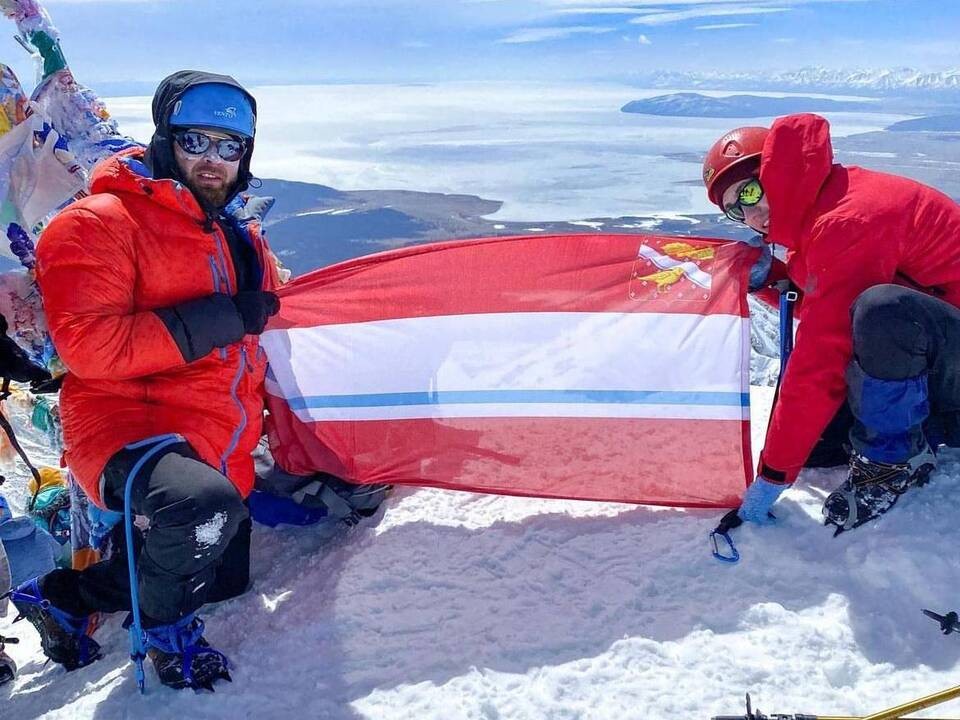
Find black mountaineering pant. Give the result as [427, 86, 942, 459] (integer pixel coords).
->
[40, 441, 248, 626]
[847, 284, 960, 455]
[804, 284, 960, 466]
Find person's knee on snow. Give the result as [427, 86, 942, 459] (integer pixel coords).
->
[130, 451, 246, 624]
[143, 453, 245, 569]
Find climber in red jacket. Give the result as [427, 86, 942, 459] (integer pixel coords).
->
[704, 113, 960, 535]
[8, 70, 282, 690]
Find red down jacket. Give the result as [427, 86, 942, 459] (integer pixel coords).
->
[36, 147, 282, 506]
[758, 113, 960, 484]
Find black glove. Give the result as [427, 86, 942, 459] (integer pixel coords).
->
[156, 291, 280, 364]
[0, 333, 52, 384]
[232, 291, 280, 335]
[30, 375, 63, 394]
[155, 293, 246, 363]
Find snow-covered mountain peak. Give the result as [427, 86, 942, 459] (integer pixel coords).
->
[636, 67, 960, 96]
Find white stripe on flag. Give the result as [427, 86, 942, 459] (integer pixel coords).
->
[262, 312, 748, 421]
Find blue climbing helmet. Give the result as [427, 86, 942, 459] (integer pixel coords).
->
[168, 83, 256, 138]
[147, 71, 258, 195]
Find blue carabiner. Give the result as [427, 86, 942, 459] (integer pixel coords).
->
[710, 529, 740, 563]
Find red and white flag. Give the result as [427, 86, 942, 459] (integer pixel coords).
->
[263, 234, 756, 508]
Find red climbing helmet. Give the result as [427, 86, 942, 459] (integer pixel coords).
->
[702, 126, 769, 207]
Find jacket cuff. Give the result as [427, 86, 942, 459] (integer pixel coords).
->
[154, 293, 245, 363]
[757, 457, 799, 485]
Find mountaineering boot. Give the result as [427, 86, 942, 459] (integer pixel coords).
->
[5, 577, 101, 670]
[143, 613, 231, 691]
[0, 636, 16, 686]
[823, 445, 936, 535]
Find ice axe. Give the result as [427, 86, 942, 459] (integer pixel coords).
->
[711, 690, 960, 720]
[712, 611, 960, 718]
[924, 608, 960, 636]
[710, 281, 795, 563]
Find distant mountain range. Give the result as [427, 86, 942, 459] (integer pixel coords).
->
[886, 114, 960, 132]
[630, 67, 960, 97]
[622, 93, 873, 118]
[255, 178, 749, 276]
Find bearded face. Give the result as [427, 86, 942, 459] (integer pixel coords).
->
[172, 128, 243, 210]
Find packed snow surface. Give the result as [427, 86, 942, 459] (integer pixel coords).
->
[2, 382, 959, 719]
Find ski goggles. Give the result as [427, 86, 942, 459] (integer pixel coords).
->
[723, 178, 764, 222]
[173, 130, 247, 162]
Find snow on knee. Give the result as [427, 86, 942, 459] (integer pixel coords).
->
[194, 511, 228, 549]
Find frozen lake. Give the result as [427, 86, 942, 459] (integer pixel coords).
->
[105, 82, 913, 222]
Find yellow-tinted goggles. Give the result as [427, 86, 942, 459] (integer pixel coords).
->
[723, 178, 764, 222]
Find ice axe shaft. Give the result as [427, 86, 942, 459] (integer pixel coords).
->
[860, 683, 960, 720]
[778, 284, 797, 375]
[712, 689, 960, 720]
[714, 716, 954, 720]
[713, 712, 957, 719]
[710, 284, 796, 564]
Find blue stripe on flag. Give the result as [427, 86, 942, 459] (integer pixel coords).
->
[287, 390, 749, 410]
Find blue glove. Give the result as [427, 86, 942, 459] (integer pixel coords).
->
[737, 476, 787, 524]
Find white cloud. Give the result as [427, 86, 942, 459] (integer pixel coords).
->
[554, 6, 662, 14]
[46, 0, 162, 3]
[695, 22, 757, 30]
[535, 0, 875, 21]
[637, 34, 652, 44]
[540, 0, 867, 5]
[497, 25, 618, 43]
[630, 6, 789, 25]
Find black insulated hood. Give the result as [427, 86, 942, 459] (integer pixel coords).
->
[144, 70, 258, 208]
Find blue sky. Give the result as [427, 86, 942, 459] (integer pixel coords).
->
[3, 0, 956, 89]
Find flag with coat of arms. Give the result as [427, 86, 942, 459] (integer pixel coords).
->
[262, 233, 757, 509]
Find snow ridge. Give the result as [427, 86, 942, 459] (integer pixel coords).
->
[635, 67, 960, 96]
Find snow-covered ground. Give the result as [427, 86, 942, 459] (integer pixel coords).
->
[2, 373, 960, 718]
